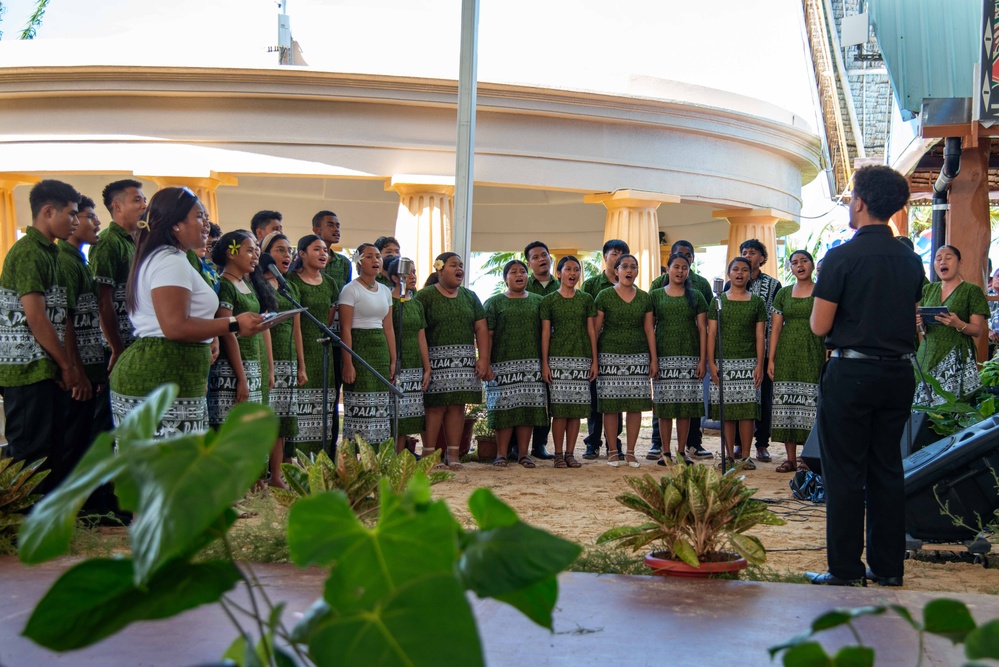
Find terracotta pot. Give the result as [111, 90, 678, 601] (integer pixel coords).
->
[644, 551, 748, 579]
[436, 417, 475, 455]
[475, 436, 498, 461]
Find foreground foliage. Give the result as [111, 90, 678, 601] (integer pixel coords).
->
[770, 599, 999, 666]
[18, 384, 581, 666]
[596, 464, 784, 567]
[271, 437, 452, 520]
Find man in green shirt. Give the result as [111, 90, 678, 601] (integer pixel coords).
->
[57, 195, 110, 486]
[90, 179, 146, 372]
[0, 180, 86, 486]
[374, 235, 400, 289]
[647, 240, 715, 460]
[251, 210, 283, 245]
[313, 210, 352, 288]
[519, 240, 559, 460]
[581, 239, 629, 460]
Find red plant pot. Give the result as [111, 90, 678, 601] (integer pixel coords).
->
[644, 551, 749, 579]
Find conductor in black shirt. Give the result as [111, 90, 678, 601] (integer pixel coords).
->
[807, 165, 924, 587]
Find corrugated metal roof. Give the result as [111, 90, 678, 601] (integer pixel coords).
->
[869, 0, 980, 119]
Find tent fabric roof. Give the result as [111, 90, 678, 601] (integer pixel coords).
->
[869, 0, 980, 119]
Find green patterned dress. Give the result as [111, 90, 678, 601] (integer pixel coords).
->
[394, 296, 427, 434]
[915, 280, 990, 405]
[595, 288, 653, 413]
[484, 293, 548, 429]
[208, 279, 266, 426]
[414, 285, 484, 407]
[707, 294, 766, 421]
[651, 288, 707, 419]
[286, 271, 339, 452]
[268, 281, 300, 441]
[540, 290, 595, 419]
[770, 286, 825, 443]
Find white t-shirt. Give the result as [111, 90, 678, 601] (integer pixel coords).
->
[130, 246, 220, 343]
[338, 280, 392, 329]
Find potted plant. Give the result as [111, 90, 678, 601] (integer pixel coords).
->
[596, 464, 785, 578]
[472, 417, 497, 462]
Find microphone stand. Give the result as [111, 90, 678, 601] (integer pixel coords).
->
[715, 284, 728, 475]
[273, 279, 403, 454]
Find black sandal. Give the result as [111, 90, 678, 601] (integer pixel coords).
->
[492, 457, 508, 467]
[564, 453, 582, 468]
[554, 453, 567, 469]
[518, 456, 536, 468]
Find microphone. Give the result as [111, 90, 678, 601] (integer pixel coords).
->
[713, 277, 724, 294]
[260, 253, 290, 293]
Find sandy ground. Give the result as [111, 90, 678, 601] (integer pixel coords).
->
[429, 427, 999, 595]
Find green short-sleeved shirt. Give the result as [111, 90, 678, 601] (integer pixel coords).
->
[0, 227, 68, 386]
[88, 221, 136, 348]
[322, 252, 352, 290]
[581, 272, 615, 300]
[527, 275, 559, 296]
[58, 240, 107, 384]
[651, 271, 714, 306]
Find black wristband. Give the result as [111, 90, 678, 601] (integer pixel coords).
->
[228, 316, 239, 333]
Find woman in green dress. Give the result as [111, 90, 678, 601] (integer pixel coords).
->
[915, 245, 989, 406]
[651, 252, 707, 467]
[485, 260, 548, 468]
[261, 232, 307, 479]
[541, 255, 597, 469]
[707, 256, 766, 469]
[767, 250, 824, 473]
[208, 230, 275, 426]
[111, 187, 265, 437]
[339, 243, 396, 446]
[594, 254, 657, 468]
[286, 235, 340, 455]
[387, 257, 431, 453]
[414, 252, 490, 470]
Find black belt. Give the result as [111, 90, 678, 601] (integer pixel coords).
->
[830, 348, 912, 362]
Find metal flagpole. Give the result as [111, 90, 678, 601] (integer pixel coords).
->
[453, 0, 479, 285]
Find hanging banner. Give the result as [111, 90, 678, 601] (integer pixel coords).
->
[978, 0, 999, 122]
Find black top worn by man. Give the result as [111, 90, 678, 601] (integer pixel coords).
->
[807, 165, 924, 587]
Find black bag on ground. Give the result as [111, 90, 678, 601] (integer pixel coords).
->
[790, 470, 825, 503]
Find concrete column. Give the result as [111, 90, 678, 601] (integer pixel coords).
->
[714, 208, 782, 266]
[946, 138, 991, 362]
[146, 173, 238, 226]
[549, 248, 580, 272]
[0, 173, 40, 262]
[584, 190, 680, 291]
[386, 176, 455, 284]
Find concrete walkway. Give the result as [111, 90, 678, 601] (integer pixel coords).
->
[0, 556, 987, 666]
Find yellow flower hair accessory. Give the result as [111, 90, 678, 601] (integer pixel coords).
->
[228, 239, 242, 256]
[433, 259, 444, 271]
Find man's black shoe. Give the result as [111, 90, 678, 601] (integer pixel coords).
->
[582, 447, 598, 460]
[690, 444, 714, 459]
[646, 446, 662, 460]
[532, 447, 555, 460]
[865, 569, 903, 587]
[806, 571, 866, 587]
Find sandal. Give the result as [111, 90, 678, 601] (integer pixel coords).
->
[607, 451, 621, 468]
[564, 453, 582, 468]
[656, 453, 673, 467]
[740, 457, 757, 470]
[492, 457, 508, 467]
[797, 460, 810, 472]
[518, 456, 536, 468]
[681, 453, 695, 466]
[446, 446, 463, 470]
[625, 453, 640, 468]
[775, 460, 796, 473]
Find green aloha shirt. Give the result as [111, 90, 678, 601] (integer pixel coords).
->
[0, 226, 68, 386]
[88, 220, 135, 348]
[527, 274, 559, 296]
[58, 240, 107, 384]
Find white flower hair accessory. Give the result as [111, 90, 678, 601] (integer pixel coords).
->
[351, 249, 362, 265]
[433, 259, 444, 271]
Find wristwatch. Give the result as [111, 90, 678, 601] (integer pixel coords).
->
[228, 316, 239, 333]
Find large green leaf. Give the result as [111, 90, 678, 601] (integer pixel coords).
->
[467, 487, 518, 529]
[126, 402, 277, 584]
[831, 645, 874, 667]
[113, 383, 180, 448]
[22, 558, 241, 651]
[459, 520, 581, 599]
[18, 431, 125, 564]
[965, 619, 999, 660]
[286, 491, 368, 567]
[494, 576, 558, 629]
[308, 574, 484, 667]
[780, 641, 832, 667]
[729, 533, 767, 565]
[924, 598, 976, 644]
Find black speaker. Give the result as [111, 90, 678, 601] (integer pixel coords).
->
[903, 415, 999, 542]
[799, 412, 942, 476]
